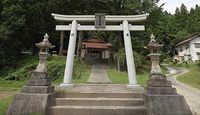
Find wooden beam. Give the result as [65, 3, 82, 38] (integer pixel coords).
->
[56, 25, 145, 31]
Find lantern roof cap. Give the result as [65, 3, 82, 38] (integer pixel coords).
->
[35, 33, 55, 49]
[145, 34, 163, 50]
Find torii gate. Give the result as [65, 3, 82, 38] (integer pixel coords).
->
[52, 13, 149, 87]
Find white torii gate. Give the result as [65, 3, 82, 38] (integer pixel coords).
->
[52, 13, 149, 87]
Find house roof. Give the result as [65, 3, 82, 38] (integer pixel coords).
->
[176, 35, 200, 47]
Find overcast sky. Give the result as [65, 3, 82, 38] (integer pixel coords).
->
[157, 0, 200, 14]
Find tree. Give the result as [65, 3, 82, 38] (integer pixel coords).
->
[174, 4, 189, 31]
[188, 5, 200, 33]
[114, 48, 126, 71]
[0, 0, 26, 68]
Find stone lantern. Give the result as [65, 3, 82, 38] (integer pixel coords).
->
[7, 33, 56, 115]
[24, 33, 55, 89]
[145, 34, 171, 87]
[35, 33, 55, 72]
[143, 34, 192, 115]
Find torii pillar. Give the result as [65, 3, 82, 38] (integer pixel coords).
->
[60, 20, 77, 87]
[123, 20, 138, 87]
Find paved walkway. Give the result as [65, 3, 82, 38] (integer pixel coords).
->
[166, 67, 200, 115]
[87, 64, 112, 84]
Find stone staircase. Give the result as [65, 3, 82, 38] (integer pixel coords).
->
[48, 85, 147, 115]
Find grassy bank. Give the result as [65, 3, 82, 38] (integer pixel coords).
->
[106, 64, 169, 87]
[107, 68, 149, 86]
[177, 67, 200, 90]
[0, 96, 13, 115]
[0, 55, 91, 115]
[0, 80, 27, 91]
[0, 55, 91, 89]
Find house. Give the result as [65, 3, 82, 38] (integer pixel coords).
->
[175, 35, 200, 63]
[81, 38, 112, 63]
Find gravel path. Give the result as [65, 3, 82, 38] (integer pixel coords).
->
[87, 64, 112, 84]
[166, 67, 200, 115]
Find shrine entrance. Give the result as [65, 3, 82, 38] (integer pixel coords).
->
[51, 13, 149, 87]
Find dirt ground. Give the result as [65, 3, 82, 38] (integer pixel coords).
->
[0, 91, 16, 100]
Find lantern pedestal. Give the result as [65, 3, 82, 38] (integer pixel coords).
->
[148, 53, 172, 87]
[21, 72, 54, 94]
[7, 71, 56, 115]
[148, 74, 172, 87]
[7, 91, 55, 115]
[144, 93, 192, 115]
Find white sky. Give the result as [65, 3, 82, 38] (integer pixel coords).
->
[157, 0, 200, 14]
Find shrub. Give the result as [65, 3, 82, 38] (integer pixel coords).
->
[2, 56, 86, 82]
[5, 63, 37, 81]
[163, 56, 173, 64]
[73, 57, 85, 80]
[47, 61, 65, 81]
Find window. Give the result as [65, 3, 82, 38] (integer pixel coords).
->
[194, 43, 200, 48]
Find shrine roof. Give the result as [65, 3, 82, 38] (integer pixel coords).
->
[84, 42, 108, 49]
[82, 39, 112, 49]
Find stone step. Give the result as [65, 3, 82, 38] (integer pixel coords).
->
[56, 92, 142, 98]
[55, 98, 144, 106]
[48, 106, 147, 115]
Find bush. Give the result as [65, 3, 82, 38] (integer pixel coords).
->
[162, 56, 173, 64]
[5, 63, 37, 81]
[47, 56, 85, 80]
[1, 56, 86, 82]
[173, 61, 196, 68]
[133, 52, 145, 68]
[47, 61, 65, 81]
[196, 60, 200, 68]
[73, 57, 85, 80]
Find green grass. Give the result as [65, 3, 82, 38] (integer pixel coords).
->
[137, 73, 149, 87]
[107, 68, 149, 87]
[160, 65, 169, 74]
[177, 67, 200, 90]
[72, 68, 91, 83]
[107, 69, 129, 84]
[0, 80, 26, 91]
[52, 62, 91, 84]
[0, 96, 13, 115]
[53, 66, 91, 84]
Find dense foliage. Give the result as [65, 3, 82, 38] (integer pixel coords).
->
[0, 0, 200, 70]
[0, 56, 85, 81]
